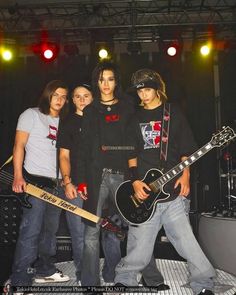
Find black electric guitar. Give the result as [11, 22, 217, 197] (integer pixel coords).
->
[115, 126, 236, 225]
[0, 167, 125, 240]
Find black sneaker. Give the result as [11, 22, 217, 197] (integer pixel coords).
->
[140, 276, 170, 291]
[156, 283, 170, 291]
[198, 289, 214, 295]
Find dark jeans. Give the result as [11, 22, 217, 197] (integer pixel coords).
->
[65, 195, 84, 282]
[10, 186, 63, 286]
[81, 171, 124, 286]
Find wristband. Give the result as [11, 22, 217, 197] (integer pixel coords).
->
[77, 183, 87, 192]
[129, 166, 139, 183]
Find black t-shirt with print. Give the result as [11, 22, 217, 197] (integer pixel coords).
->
[57, 113, 83, 184]
[126, 103, 197, 201]
[99, 102, 128, 171]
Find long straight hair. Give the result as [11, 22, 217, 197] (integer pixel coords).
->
[38, 80, 69, 119]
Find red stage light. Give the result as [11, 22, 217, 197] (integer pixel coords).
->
[167, 45, 177, 57]
[31, 42, 59, 62]
[43, 48, 53, 59]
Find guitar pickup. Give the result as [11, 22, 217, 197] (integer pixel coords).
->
[130, 195, 143, 208]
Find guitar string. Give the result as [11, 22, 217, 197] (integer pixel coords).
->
[0, 171, 15, 185]
[0, 171, 51, 196]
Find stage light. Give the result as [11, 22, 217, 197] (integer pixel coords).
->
[31, 42, 60, 62]
[98, 48, 108, 59]
[167, 45, 177, 57]
[41, 43, 59, 61]
[1, 48, 13, 61]
[200, 44, 211, 56]
[159, 39, 182, 58]
[43, 48, 53, 59]
[165, 41, 180, 57]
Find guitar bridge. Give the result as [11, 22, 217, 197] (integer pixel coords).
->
[130, 195, 143, 208]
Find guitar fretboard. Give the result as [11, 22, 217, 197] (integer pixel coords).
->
[152, 142, 213, 188]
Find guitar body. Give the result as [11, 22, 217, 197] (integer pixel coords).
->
[0, 164, 56, 209]
[0, 164, 31, 208]
[115, 168, 169, 225]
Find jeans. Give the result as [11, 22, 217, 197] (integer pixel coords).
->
[65, 195, 84, 282]
[141, 254, 164, 285]
[115, 196, 216, 294]
[81, 171, 124, 286]
[140, 198, 191, 286]
[10, 185, 63, 286]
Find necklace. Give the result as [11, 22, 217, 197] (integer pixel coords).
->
[100, 98, 117, 111]
[100, 97, 115, 103]
[107, 105, 112, 112]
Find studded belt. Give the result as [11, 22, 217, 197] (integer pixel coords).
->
[103, 168, 124, 175]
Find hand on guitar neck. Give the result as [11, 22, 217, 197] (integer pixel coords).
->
[0, 166, 126, 240]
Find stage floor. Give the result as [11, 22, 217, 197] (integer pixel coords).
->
[31, 259, 236, 295]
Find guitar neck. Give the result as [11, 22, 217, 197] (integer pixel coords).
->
[154, 141, 214, 187]
[26, 183, 100, 224]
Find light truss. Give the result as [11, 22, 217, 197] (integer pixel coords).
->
[0, 0, 236, 44]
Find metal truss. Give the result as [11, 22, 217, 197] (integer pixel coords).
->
[0, 0, 236, 44]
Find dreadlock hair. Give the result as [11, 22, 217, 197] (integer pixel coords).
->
[91, 61, 123, 100]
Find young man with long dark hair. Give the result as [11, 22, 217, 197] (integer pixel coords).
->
[76, 62, 132, 286]
[9, 80, 70, 292]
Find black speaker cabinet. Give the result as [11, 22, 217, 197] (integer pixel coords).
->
[0, 195, 22, 285]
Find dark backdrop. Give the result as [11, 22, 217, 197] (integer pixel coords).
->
[0, 51, 236, 282]
[0, 51, 236, 211]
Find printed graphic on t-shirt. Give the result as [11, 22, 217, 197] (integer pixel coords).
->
[140, 120, 161, 149]
[105, 114, 120, 123]
[47, 125, 58, 144]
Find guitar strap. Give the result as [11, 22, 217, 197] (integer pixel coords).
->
[159, 103, 170, 170]
[56, 119, 62, 187]
[56, 147, 60, 187]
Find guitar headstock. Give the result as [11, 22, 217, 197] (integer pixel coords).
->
[210, 126, 236, 147]
[100, 217, 126, 241]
